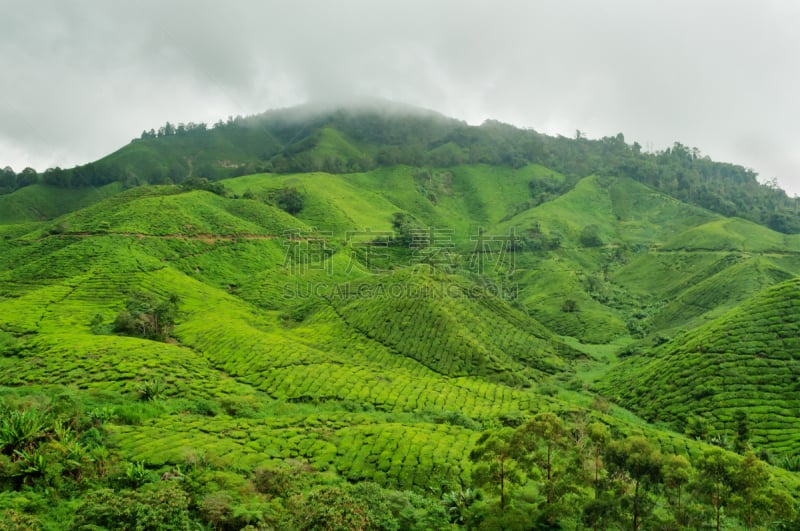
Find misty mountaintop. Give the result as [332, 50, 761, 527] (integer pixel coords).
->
[3, 99, 798, 234]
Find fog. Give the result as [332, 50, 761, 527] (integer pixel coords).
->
[2, 0, 798, 194]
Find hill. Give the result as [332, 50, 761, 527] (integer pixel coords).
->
[0, 182, 123, 225]
[598, 277, 800, 459]
[2, 103, 800, 528]
[2, 99, 797, 233]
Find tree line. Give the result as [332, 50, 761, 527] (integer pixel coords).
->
[4, 108, 799, 232]
[3, 398, 796, 530]
[0, 166, 38, 194]
[466, 412, 795, 530]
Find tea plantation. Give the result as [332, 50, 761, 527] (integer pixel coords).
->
[2, 105, 800, 529]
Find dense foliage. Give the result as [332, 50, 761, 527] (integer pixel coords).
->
[113, 292, 180, 342]
[3, 103, 800, 528]
[0, 394, 795, 529]
[5, 102, 799, 232]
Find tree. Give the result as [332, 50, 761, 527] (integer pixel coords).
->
[470, 428, 524, 512]
[113, 292, 179, 342]
[732, 409, 750, 454]
[561, 299, 578, 313]
[391, 212, 420, 247]
[605, 436, 662, 531]
[694, 447, 739, 531]
[0, 166, 15, 192]
[16, 167, 38, 188]
[582, 490, 622, 531]
[731, 452, 770, 529]
[41, 166, 66, 187]
[662, 453, 692, 526]
[272, 187, 304, 214]
[586, 422, 611, 499]
[579, 224, 603, 247]
[514, 413, 566, 504]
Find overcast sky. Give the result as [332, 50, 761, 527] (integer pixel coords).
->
[2, 0, 799, 194]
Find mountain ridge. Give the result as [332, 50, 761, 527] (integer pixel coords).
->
[3, 100, 798, 233]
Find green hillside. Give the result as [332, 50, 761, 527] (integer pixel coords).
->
[3, 100, 794, 233]
[598, 278, 800, 458]
[0, 182, 123, 224]
[3, 104, 800, 528]
[329, 268, 578, 383]
[29, 186, 304, 237]
[661, 218, 800, 252]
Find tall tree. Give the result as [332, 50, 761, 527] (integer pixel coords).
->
[514, 412, 568, 509]
[470, 428, 523, 512]
[605, 436, 663, 531]
[586, 422, 611, 500]
[0, 166, 15, 191]
[662, 453, 692, 526]
[694, 447, 739, 531]
[731, 452, 770, 530]
[16, 167, 38, 187]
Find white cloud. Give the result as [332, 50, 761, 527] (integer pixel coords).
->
[0, 0, 798, 194]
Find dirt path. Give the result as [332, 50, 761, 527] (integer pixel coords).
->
[46, 231, 283, 242]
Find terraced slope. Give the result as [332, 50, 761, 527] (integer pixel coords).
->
[661, 218, 800, 253]
[0, 188, 582, 495]
[499, 175, 719, 247]
[4, 166, 800, 528]
[24, 185, 306, 238]
[598, 278, 800, 457]
[329, 268, 579, 384]
[0, 182, 123, 224]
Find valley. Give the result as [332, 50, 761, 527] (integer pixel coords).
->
[1, 105, 799, 528]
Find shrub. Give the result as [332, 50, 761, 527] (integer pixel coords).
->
[136, 379, 165, 401]
[0, 509, 42, 530]
[0, 408, 51, 456]
[579, 225, 603, 247]
[200, 491, 235, 528]
[122, 461, 152, 488]
[285, 486, 371, 531]
[87, 406, 117, 427]
[189, 398, 219, 417]
[74, 484, 190, 530]
[433, 410, 482, 431]
[114, 292, 179, 342]
[220, 396, 260, 418]
[442, 488, 481, 525]
[181, 177, 229, 197]
[561, 299, 579, 313]
[253, 463, 300, 497]
[89, 313, 105, 334]
[690, 384, 716, 400]
[271, 187, 304, 214]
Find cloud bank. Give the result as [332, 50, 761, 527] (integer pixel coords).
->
[1, 0, 798, 194]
